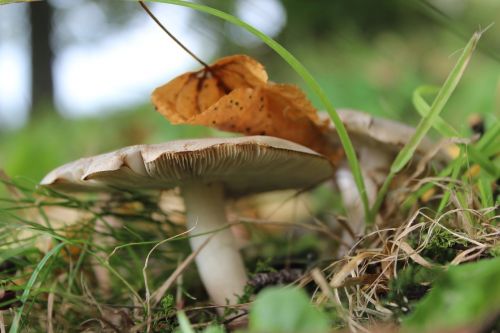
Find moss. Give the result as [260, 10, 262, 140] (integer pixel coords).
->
[489, 244, 500, 257]
[385, 265, 443, 319]
[422, 228, 469, 264]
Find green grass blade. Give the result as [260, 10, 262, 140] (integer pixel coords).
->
[437, 150, 464, 214]
[467, 146, 498, 177]
[145, 0, 370, 221]
[391, 32, 480, 174]
[177, 311, 196, 333]
[412, 85, 460, 137]
[477, 121, 500, 152]
[413, 85, 498, 177]
[9, 242, 65, 333]
[477, 178, 494, 213]
[370, 31, 482, 219]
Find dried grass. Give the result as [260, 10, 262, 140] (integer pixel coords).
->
[0, 167, 497, 332]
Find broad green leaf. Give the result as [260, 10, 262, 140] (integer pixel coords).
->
[249, 287, 329, 333]
[403, 257, 500, 333]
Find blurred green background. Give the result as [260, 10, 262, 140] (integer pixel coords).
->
[0, 0, 499, 184]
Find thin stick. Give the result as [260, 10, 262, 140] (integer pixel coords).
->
[47, 287, 55, 333]
[151, 234, 214, 306]
[143, 227, 194, 333]
[139, 1, 209, 69]
[0, 311, 5, 333]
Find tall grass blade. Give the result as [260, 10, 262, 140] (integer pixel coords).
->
[477, 121, 500, 152]
[9, 242, 65, 333]
[477, 178, 494, 214]
[413, 85, 498, 177]
[412, 85, 459, 137]
[437, 150, 464, 214]
[392, 32, 480, 174]
[370, 31, 482, 219]
[177, 311, 195, 333]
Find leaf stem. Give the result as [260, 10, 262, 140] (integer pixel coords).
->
[139, 1, 209, 69]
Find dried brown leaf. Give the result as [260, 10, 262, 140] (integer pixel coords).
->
[152, 54, 267, 122]
[151, 55, 343, 163]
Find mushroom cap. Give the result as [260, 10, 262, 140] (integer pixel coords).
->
[323, 109, 449, 160]
[41, 136, 334, 196]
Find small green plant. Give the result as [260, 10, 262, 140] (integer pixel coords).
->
[176, 311, 224, 333]
[403, 257, 500, 333]
[490, 244, 500, 257]
[248, 287, 330, 333]
[423, 228, 469, 264]
[385, 265, 441, 318]
[161, 294, 175, 315]
[151, 294, 177, 331]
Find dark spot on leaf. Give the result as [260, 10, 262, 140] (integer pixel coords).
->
[246, 127, 251, 132]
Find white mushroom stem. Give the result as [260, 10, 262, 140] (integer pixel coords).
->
[336, 146, 392, 256]
[181, 182, 247, 306]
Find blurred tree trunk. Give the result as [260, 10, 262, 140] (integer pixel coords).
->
[29, 0, 55, 117]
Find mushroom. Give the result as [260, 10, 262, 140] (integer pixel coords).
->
[324, 109, 448, 251]
[40, 136, 334, 306]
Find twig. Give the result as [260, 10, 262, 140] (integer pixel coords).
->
[138, 1, 209, 68]
[143, 227, 195, 333]
[0, 311, 5, 333]
[151, 234, 213, 306]
[47, 283, 56, 333]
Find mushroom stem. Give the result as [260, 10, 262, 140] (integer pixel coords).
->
[336, 166, 377, 255]
[336, 146, 392, 257]
[181, 182, 247, 306]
